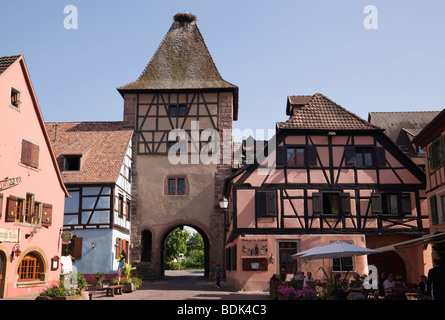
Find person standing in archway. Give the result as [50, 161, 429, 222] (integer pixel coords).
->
[427, 257, 445, 300]
[215, 264, 223, 289]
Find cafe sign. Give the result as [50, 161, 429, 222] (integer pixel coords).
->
[0, 228, 20, 242]
[0, 177, 22, 191]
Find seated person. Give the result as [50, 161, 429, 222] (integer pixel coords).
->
[347, 273, 365, 300]
[303, 272, 315, 288]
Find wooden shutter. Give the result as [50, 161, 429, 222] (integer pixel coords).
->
[31, 143, 39, 168]
[255, 191, 267, 217]
[0, 193, 3, 219]
[401, 193, 412, 214]
[115, 238, 122, 259]
[430, 196, 438, 225]
[21, 140, 32, 167]
[312, 193, 323, 214]
[276, 146, 287, 166]
[376, 147, 386, 167]
[306, 146, 317, 166]
[232, 245, 237, 271]
[41, 203, 53, 227]
[428, 145, 434, 169]
[71, 237, 83, 260]
[21, 140, 39, 169]
[6, 196, 17, 222]
[265, 191, 277, 217]
[344, 146, 356, 166]
[341, 193, 351, 214]
[371, 192, 382, 214]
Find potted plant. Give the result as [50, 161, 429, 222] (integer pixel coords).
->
[95, 272, 106, 290]
[112, 263, 142, 293]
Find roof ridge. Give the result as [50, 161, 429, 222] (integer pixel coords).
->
[279, 93, 382, 131]
[370, 110, 442, 114]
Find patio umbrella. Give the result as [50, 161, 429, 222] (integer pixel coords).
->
[291, 241, 378, 273]
[292, 241, 377, 260]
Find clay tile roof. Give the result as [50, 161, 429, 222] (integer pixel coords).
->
[0, 55, 21, 76]
[44, 122, 133, 185]
[117, 12, 239, 119]
[278, 93, 380, 131]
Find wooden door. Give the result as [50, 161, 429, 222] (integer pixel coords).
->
[0, 251, 6, 298]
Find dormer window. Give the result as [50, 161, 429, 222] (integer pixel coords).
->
[64, 155, 81, 171]
[10, 86, 21, 109]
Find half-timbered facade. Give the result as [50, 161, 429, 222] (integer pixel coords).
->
[117, 12, 238, 278]
[45, 121, 133, 282]
[224, 93, 429, 291]
[412, 109, 445, 258]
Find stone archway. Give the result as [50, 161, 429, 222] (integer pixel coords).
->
[160, 224, 210, 278]
[368, 251, 407, 281]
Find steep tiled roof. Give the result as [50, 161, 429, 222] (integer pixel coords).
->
[0, 55, 21, 76]
[117, 12, 239, 119]
[368, 111, 441, 144]
[44, 122, 133, 184]
[278, 93, 380, 131]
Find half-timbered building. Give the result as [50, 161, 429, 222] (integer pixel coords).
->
[412, 109, 445, 258]
[117, 12, 238, 278]
[368, 111, 440, 171]
[45, 121, 133, 282]
[224, 93, 429, 291]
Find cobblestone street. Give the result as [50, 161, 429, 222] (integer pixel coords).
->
[91, 270, 269, 300]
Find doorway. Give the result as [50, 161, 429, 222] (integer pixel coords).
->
[278, 241, 299, 277]
[0, 251, 6, 299]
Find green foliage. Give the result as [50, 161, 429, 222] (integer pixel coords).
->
[187, 232, 204, 251]
[182, 249, 204, 269]
[165, 227, 190, 262]
[123, 263, 136, 278]
[317, 267, 350, 299]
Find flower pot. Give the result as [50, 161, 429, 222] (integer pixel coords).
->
[123, 282, 136, 293]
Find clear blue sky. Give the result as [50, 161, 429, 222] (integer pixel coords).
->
[1, 1, 444, 134]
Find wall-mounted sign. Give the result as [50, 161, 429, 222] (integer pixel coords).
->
[0, 228, 20, 242]
[0, 177, 22, 191]
[61, 231, 73, 244]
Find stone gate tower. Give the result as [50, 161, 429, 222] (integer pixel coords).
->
[117, 12, 238, 278]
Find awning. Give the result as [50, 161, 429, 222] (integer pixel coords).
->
[373, 232, 445, 253]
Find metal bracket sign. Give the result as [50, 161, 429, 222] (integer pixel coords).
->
[0, 177, 22, 191]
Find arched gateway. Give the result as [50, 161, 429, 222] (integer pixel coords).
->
[117, 12, 238, 279]
[160, 224, 211, 277]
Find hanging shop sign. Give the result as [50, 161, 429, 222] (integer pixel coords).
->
[61, 231, 73, 244]
[0, 177, 22, 191]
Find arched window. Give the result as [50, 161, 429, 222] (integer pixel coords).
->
[17, 252, 44, 282]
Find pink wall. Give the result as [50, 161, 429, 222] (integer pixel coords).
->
[0, 57, 66, 298]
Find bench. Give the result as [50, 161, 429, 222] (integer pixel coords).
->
[105, 285, 124, 297]
[86, 291, 96, 300]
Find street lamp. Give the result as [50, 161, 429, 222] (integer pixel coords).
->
[219, 197, 228, 210]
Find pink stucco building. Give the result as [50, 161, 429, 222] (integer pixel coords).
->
[224, 93, 430, 291]
[0, 55, 68, 298]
